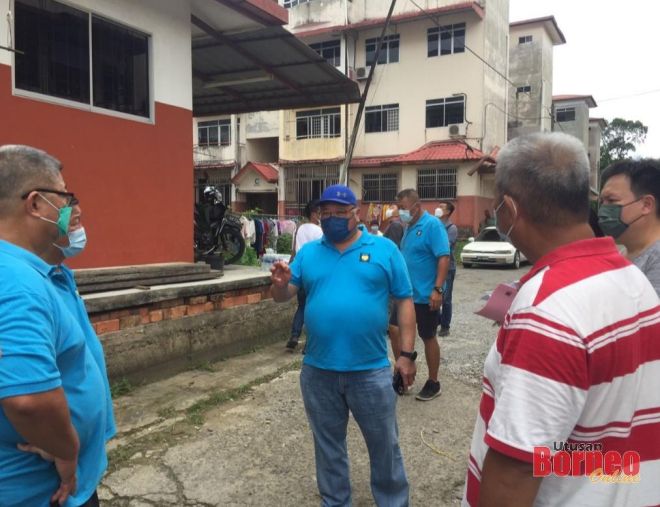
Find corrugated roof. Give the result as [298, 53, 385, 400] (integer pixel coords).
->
[232, 162, 279, 184]
[191, 2, 360, 117]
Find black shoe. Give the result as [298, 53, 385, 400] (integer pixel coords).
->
[285, 339, 298, 351]
[438, 327, 450, 337]
[415, 379, 441, 401]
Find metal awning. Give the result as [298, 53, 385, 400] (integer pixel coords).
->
[191, 2, 360, 117]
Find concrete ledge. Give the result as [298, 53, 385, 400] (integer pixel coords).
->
[102, 297, 295, 383]
[84, 268, 271, 313]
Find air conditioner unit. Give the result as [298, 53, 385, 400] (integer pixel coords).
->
[355, 67, 368, 80]
[448, 123, 466, 138]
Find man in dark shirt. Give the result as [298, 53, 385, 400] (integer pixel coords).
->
[383, 205, 404, 248]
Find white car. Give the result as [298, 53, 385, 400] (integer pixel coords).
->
[460, 226, 526, 269]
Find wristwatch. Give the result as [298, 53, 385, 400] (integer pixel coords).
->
[400, 350, 417, 361]
[433, 286, 444, 295]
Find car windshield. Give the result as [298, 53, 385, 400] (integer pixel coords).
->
[475, 229, 506, 242]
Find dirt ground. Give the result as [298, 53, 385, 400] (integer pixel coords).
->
[100, 264, 529, 506]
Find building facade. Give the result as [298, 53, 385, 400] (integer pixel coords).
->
[507, 16, 565, 139]
[551, 95, 604, 192]
[1, 0, 194, 268]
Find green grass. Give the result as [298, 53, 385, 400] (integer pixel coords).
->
[454, 240, 468, 265]
[110, 378, 134, 398]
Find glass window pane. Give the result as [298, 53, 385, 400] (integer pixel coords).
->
[426, 104, 445, 128]
[389, 39, 399, 63]
[428, 33, 438, 57]
[15, 0, 90, 104]
[365, 110, 381, 133]
[454, 29, 465, 53]
[445, 101, 464, 125]
[440, 30, 452, 55]
[296, 117, 308, 139]
[92, 16, 150, 117]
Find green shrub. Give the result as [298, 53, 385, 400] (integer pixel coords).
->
[277, 233, 293, 254]
[238, 247, 260, 267]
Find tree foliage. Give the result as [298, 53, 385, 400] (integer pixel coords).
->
[600, 118, 648, 170]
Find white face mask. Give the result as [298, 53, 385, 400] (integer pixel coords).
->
[55, 227, 87, 258]
[434, 208, 444, 218]
[385, 208, 394, 219]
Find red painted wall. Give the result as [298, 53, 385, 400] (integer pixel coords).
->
[0, 64, 193, 268]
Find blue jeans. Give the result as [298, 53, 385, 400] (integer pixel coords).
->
[439, 269, 455, 330]
[300, 364, 409, 507]
[291, 288, 306, 339]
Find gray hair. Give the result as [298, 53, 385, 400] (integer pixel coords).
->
[495, 133, 590, 226]
[0, 145, 62, 212]
[397, 188, 419, 202]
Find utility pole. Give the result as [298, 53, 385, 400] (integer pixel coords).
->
[338, 0, 398, 185]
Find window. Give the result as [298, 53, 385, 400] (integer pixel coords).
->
[296, 108, 341, 139]
[285, 165, 339, 215]
[92, 17, 149, 117]
[518, 35, 533, 44]
[362, 173, 398, 202]
[427, 23, 465, 57]
[556, 107, 576, 122]
[516, 85, 531, 94]
[365, 34, 399, 66]
[309, 40, 341, 66]
[15, 0, 150, 118]
[426, 96, 465, 128]
[283, 0, 310, 7]
[365, 104, 399, 133]
[417, 168, 457, 199]
[198, 120, 231, 146]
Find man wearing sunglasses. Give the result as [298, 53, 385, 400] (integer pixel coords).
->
[0, 145, 108, 507]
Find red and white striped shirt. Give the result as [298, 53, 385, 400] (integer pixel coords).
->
[464, 238, 660, 507]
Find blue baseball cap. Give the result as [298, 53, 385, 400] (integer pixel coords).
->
[319, 184, 357, 206]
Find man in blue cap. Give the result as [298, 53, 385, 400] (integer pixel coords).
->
[271, 184, 417, 506]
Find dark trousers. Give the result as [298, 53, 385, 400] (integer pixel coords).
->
[51, 490, 99, 507]
[439, 269, 455, 330]
[290, 288, 306, 340]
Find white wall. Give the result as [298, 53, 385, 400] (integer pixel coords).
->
[0, 0, 192, 110]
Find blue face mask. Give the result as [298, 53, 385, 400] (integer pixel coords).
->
[56, 227, 87, 258]
[321, 216, 355, 243]
[399, 210, 412, 223]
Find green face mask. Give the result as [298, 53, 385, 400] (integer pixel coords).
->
[597, 199, 642, 239]
[38, 193, 73, 236]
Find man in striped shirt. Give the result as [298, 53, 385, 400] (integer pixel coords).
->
[463, 133, 660, 506]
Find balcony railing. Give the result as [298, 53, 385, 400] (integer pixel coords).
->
[193, 144, 246, 167]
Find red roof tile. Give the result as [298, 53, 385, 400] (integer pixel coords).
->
[294, 2, 483, 38]
[350, 141, 488, 168]
[552, 95, 597, 107]
[232, 162, 279, 184]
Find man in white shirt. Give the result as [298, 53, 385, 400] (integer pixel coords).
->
[286, 200, 323, 350]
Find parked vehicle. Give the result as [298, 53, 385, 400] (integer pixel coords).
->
[194, 186, 245, 265]
[460, 226, 526, 269]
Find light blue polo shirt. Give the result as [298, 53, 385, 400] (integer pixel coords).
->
[50, 265, 116, 443]
[400, 211, 450, 304]
[0, 241, 108, 507]
[290, 227, 412, 371]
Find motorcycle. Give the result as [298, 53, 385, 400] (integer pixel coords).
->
[194, 185, 246, 265]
